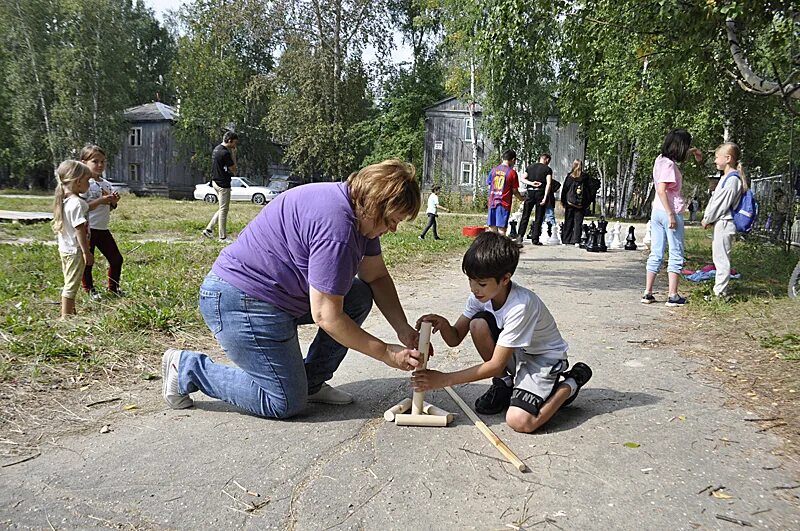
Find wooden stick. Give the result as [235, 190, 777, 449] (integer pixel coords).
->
[423, 402, 455, 424]
[394, 413, 449, 427]
[411, 322, 432, 415]
[383, 398, 412, 421]
[444, 386, 528, 472]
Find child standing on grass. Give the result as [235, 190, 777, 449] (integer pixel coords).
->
[52, 160, 93, 318]
[80, 145, 123, 299]
[419, 184, 449, 240]
[702, 142, 746, 299]
[413, 231, 593, 433]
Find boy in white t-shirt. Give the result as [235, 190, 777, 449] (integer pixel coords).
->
[414, 232, 592, 433]
[419, 185, 449, 240]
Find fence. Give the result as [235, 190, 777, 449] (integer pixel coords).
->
[750, 169, 800, 248]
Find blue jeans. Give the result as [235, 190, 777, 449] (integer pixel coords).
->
[646, 209, 685, 274]
[545, 207, 555, 225]
[178, 272, 373, 419]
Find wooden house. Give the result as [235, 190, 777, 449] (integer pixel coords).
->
[422, 97, 584, 191]
[108, 102, 201, 198]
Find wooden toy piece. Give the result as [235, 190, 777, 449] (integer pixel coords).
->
[422, 402, 455, 424]
[444, 386, 528, 472]
[383, 398, 412, 421]
[411, 322, 433, 415]
[394, 413, 449, 427]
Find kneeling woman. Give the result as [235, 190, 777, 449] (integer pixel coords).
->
[162, 160, 425, 419]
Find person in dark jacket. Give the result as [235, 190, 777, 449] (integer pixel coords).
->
[560, 160, 589, 245]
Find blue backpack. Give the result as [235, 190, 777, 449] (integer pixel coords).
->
[721, 171, 757, 233]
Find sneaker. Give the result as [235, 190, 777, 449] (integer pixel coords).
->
[640, 293, 656, 304]
[88, 289, 102, 301]
[475, 377, 513, 414]
[532, 241, 543, 246]
[201, 229, 213, 239]
[308, 383, 353, 405]
[418, 235, 424, 240]
[562, 362, 593, 406]
[109, 289, 126, 298]
[665, 294, 688, 307]
[434, 237, 443, 241]
[161, 349, 193, 409]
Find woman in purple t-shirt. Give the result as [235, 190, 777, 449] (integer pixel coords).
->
[641, 129, 703, 307]
[161, 160, 426, 420]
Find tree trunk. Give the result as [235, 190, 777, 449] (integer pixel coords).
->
[470, 60, 478, 203]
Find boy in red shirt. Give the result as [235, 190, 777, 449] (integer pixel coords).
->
[487, 150, 523, 236]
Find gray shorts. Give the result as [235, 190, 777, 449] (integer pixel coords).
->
[471, 310, 568, 416]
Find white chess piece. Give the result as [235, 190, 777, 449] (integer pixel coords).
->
[610, 221, 624, 249]
[642, 220, 652, 250]
[545, 221, 560, 245]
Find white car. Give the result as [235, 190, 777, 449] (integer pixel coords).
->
[194, 177, 277, 205]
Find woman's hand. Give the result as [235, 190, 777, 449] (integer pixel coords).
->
[83, 251, 94, 266]
[411, 369, 449, 392]
[385, 344, 422, 371]
[415, 314, 450, 334]
[396, 323, 419, 349]
[668, 212, 677, 229]
[689, 147, 703, 163]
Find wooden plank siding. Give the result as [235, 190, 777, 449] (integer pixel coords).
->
[423, 97, 585, 193]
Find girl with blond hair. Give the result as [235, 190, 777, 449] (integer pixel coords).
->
[162, 159, 426, 419]
[702, 142, 748, 299]
[52, 160, 93, 318]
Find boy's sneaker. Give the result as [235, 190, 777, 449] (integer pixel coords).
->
[88, 289, 102, 301]
[665, 294, 688, 307]
[562, 362, 593, 407]
[475, 377, 513, 414]
[640, 293, 656, 304]
[161, 349, 193, 409]
[201, 229, 213, 239]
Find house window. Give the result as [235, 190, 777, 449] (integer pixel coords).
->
[129, 163, 140, 182]
[464, 118, 474, 142]
[129, 127, 142, 147]
[460, 161, 473, 185]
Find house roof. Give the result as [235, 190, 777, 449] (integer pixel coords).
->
[423, 96, 484, 113]
[123, 102, 178, 122]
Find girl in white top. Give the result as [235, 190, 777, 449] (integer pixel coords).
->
[702, 143, 746, 298]
[419, 184, 449, 240]
[52, 160, 93, 318]
[80, 145, 122, 298]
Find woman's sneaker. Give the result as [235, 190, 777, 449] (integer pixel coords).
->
[640, 293, 655, 304]
[561, 362, 593, 406]
[665, 294, 688, 307]
[475, 377, 513, 414]
[161, 349, 194, 409]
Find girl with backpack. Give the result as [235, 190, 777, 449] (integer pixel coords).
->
[701, 142, 748, 299]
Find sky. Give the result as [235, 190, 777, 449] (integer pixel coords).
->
[143, 0, 412, 64]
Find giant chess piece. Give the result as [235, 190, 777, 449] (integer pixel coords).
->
[610, 221, 624, 249]
[579, 224, 590, 248]
[509, 220, 518, 239]
[642, 220, 652, 250]
[598, 216, 608, 252]
[586, 222, 599, 252]
[559, 222, 566, 245]
[546, 220, 561, 245]
[624, 225, 638, 250]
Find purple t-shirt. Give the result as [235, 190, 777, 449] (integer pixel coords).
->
[212, 182, 381, 317]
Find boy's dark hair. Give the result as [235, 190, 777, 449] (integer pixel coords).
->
[661, 128, 692, 162]
[502, 149, 516, 162]
[223, 131, 239, 143]
[462, 232, 519, 281]
[432, 184, 441, 193]
[540, 153, 551, 161]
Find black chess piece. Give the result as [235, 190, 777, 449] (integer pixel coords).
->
[624, 225, 638, 250]
[586, 222, 599, 252]
[546, 222, 553, 238]
[598, 216, 608, 252]
[579, 224, 590, 248]
[559, 222, 565, 243]
[509, 220, 518, 239]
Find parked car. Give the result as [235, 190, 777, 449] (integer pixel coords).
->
[105, 181, 131, 194]
[193, 177, 278, 205]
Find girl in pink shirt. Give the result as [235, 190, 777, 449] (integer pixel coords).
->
[641, 129, 703, 307]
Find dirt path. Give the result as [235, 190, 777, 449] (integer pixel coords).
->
[1, 241, 798, 529]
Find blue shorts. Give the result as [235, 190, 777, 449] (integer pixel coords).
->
[487, 205, 510, 228]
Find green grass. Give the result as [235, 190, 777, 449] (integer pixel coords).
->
[0, 195, 475, 383]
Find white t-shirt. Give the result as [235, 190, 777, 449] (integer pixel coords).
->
[58, 195, 88, 254]
[426, 193, 439, 215]
[84, 178, 114, 230]
[463, 283, 568, 360]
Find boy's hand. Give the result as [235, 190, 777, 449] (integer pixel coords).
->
[385, 344, 422, 371]
[83, 252, 94, 266]
[415, 314, 450, 334]
[411, 369, 449, 392]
